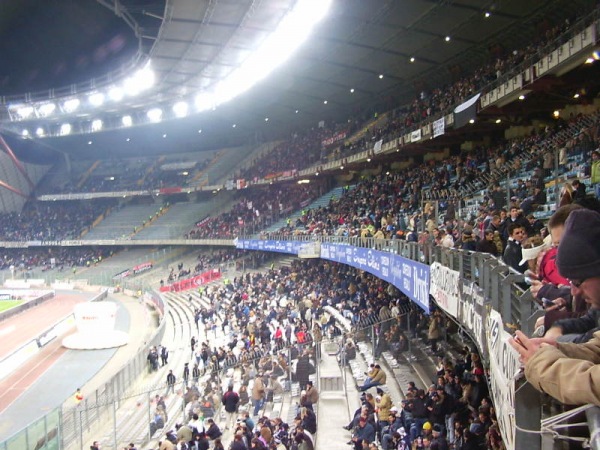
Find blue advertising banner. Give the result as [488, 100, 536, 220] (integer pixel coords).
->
[235, 239, 304, 255]
[320, 243, 430, 313]
[234, 240, 430, 313]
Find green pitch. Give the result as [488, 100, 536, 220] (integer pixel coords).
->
[0, 299, 21, 313]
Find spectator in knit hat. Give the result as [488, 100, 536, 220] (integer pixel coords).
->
[510, 209, 600, 406]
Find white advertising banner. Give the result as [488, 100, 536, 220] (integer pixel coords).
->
[429, 262, 460, 318]
[486, 309, 521, 450]
[411, 129, 422, 142]
[373, 139, 384, 154]
[433, 117, 445, 138]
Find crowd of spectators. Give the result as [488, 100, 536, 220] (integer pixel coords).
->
[0, 247, 111, 273]
[186, 182, 326, 239]
[147, 255, 509, 450]
[238, 13, 587, 183]
[0, 199, 115, 241]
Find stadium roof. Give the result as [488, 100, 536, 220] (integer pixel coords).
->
[0, 0, 596, 155]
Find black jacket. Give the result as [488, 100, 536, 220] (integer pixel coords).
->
[503, 239, 527, 273]
[554, 308, 600, 343]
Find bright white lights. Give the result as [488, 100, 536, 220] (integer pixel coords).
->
[484, 12, 491, 18]
[60, 123, 72, 136]
[195, 92, 217, 112]
[16, 105, 34, 119]
[209, 0, 332, 108]
[518, 95, 525, 100]
[379, 74, 384, 79]
[35, 127, 45, 137]
[265, 117, 269, 122]
[350, 88, 355, 93]
[122, 115, 133, 127]
[469, 119, 475, 124]
[38, 103, 56, 117]
[89, 92, 105, 106]
[173, 101, 189, 118]
[574, 93, 580, 98]
[21, 129, 29, 137]
[63, 98, 80, 113]
[147, 108, 162, 122]
[323, 100, 328, 104]
[553, 110, 560, 118]
[108, 87, 124, 102]
[410, 57, 415, 63]
[445, 36, 451, 42]
[162, 133, 167, 138]
[495, 119, 502, 124]
[232, 124, 237, 128]
[91, 119, 103, 132]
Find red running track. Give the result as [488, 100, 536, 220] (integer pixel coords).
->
[0, 294, 87, 413]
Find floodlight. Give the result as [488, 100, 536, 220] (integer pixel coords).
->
[122, 115, 133, 127]
[38, 103, 56, 117]
[147, 108, 162, 122]
[35, 127, 45, 137]
[173, 101, 189, 118]
[195, 92, 216, 112]
[89, 93, 105, 106]
[16, 105, 34, 119]
[21, 129, 29, 137]
[210, 0, 333, 107]
[134, 66, 155, 91]
[91, 119, 103, 132]
[63, 98, 80, 113]
[60, 123, 72, 136]
[108, 87, 124, 102]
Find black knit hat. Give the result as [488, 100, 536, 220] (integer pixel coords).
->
[557, 209, 600, 280]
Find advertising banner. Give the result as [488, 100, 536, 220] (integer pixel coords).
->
[373, 139, 384, 154]
[160, 269, 221, 292]
[320, 243, 430, 313]
[433, 117, 445, 138]
[132, 262, 153, 275]
[411, 129, 422, 142]
[459, 280, 488, 359]
[429, 262, 460, 317]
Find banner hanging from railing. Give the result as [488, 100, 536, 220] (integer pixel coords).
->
[320, 243, 430, 313]
[486, 309, 520, 450]
[429, 262, 460, 317]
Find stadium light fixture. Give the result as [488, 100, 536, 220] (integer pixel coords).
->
[91, 119, 103, 132]
[21, 129, 29, 137]
[122, 66, 155, 96]
[38, 103, 56, 117]
[60, 123, 72, 136]
[173, 101, 189, 118]
[35, 127, 45, 137]
[89, 92, 105, 107]
[122, 115, 133, 127]
[108, 87, 124, 102]
[194, 92, 216, 112]
[15, 105, 34, 119]
[147, 108, 162, 122]
[63, 98, 80, 113]
[209, 0, 332, 107]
